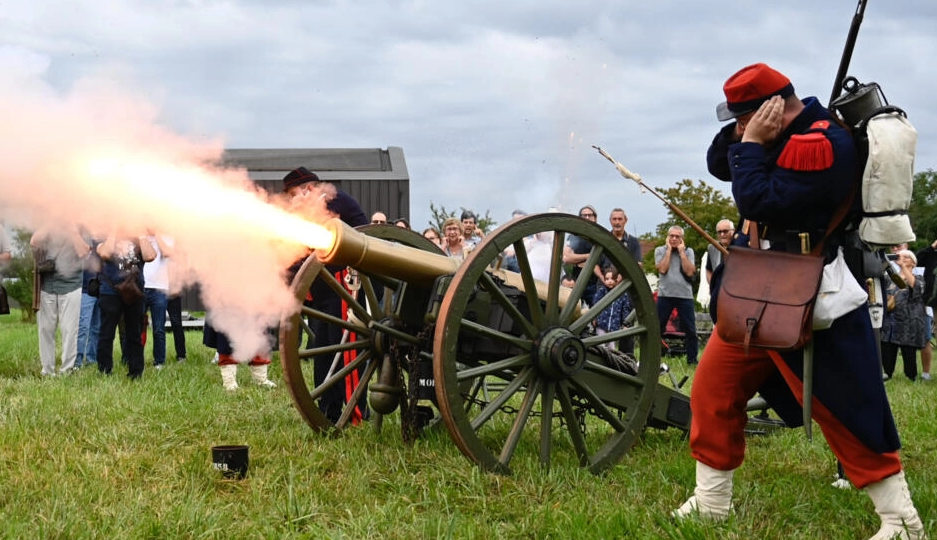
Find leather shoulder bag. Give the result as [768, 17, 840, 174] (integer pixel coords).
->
[715, 230, 825, 352]
[715, 192, 855, 353]
[101, 267, 144, 306]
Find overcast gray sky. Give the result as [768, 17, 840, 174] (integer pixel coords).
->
[4, 0, 936, 236]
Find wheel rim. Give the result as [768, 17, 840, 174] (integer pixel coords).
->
[280, 225, 442, 432]
[433, 214, 660, 474]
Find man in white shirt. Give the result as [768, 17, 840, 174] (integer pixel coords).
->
[143, 233, 175, 369]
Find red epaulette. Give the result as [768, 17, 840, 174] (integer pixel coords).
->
[776, 120, 834, 171]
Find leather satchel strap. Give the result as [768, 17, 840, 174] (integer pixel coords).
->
[747, 222, 761, 250]
[98, 264, 139, 288]
[743, 304, 766, 357]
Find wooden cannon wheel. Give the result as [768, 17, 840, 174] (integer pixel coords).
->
[279, 224, 442, 432]
[433, 214, 661, 474]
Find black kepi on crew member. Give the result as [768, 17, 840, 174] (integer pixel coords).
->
[282, 166, 320, 192]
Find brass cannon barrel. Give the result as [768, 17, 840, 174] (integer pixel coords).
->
[315, 218, 459, 285]
[315, 218, 578, 306]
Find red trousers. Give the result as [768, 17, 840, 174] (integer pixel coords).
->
[690, 330, 901, 488]
[217, 353, 270, 366]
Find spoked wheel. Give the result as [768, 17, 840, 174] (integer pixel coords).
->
[433, 214, 660, 474]
[279, 224, 442, 432]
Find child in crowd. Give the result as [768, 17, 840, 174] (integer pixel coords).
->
[592, 267, 631, 349]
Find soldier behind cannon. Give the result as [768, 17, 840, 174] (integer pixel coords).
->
[283, 167, 369, 423]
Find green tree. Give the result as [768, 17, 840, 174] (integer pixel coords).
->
[4, 228, 38, 323]
[641, 178, 739, 270]
[427, 202, 497, 234]
[909, 169, 937, 250]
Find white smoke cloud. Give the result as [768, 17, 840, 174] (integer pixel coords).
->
[0, 45, 332, 361]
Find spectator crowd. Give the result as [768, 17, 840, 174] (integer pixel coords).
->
[3, 191, 936, 389]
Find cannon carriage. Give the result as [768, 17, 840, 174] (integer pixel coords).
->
[278, 213, 692, 474]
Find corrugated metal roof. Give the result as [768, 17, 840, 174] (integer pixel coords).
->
[221, 147, 409, 183]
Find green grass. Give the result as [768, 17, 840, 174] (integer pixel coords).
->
[0, 308, 933, 539]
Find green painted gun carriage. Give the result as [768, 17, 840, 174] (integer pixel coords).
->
[278, 213, 692, 474]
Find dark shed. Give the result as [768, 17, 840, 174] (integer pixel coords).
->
[221, 147, 409, 220]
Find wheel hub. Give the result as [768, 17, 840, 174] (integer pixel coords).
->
[534, 327, 587, 380]
[370, 317, 394, 355]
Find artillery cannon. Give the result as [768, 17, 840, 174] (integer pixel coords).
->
[279, 213, 692, 474]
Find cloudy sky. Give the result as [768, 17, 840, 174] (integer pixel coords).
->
[3, 0, 936, 236]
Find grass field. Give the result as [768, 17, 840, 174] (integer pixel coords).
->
[0, 307, 933, 539]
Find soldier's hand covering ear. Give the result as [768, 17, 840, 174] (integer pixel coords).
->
[741, 95, 784, 145]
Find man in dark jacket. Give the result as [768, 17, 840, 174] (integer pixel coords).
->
[563, 205, 600, 305]
[915, 238, 937, 380]
[673, 63, 924, 540]
[283, 167, 368, 424]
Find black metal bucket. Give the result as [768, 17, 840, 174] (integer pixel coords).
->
[212, 444, 249, 479]
[831, 76, 886, 127]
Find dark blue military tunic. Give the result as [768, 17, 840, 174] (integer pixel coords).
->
[707, 96, 900, 454]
